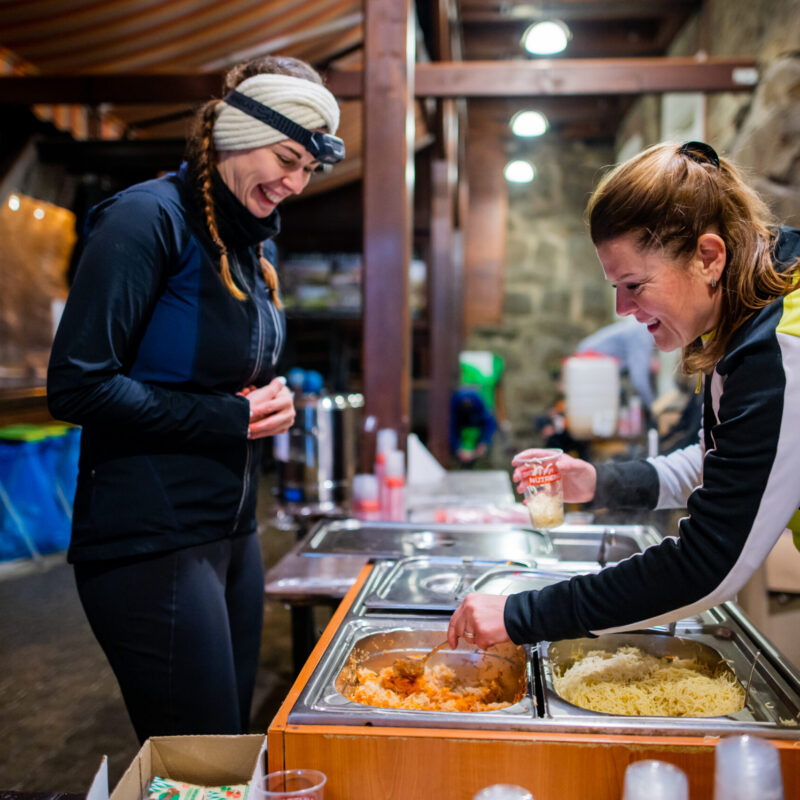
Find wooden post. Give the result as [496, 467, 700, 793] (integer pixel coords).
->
[361, 0, 415, 465]
[427, 158, 460, 464]
[462, 129, 508, 333]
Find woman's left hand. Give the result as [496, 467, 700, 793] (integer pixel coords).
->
[240, 378, 295, 439]
[447, 594, 511, 651]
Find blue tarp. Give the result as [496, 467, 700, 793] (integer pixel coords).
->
[0, 426, 80, 561]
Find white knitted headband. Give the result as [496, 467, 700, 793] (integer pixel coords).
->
[213, 73, 340, 152]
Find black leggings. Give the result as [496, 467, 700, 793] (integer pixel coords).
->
[74, 533, 264, 743]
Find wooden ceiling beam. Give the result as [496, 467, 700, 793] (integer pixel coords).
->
[459, 0, 700, 23]
[0, 57, 756, 105]
[412, 57, 757, 96]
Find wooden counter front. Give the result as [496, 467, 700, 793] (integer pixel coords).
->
[268, 565, 800, 800]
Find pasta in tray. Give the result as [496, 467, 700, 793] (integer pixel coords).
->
[553, 645, 745, 717]
[349, 663, 516, 712]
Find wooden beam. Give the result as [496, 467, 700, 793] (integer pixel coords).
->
[361, 0, 414, 458]
[413, 57, 759, 97]
[0, 57, 757, 105]
[459, 0, 700, 23]
[0, 74, 225, 105]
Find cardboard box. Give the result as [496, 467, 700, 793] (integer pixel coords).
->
[88, 736, 267, 800]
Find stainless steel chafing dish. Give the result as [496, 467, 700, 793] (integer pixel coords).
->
[298, 519, 662, 571]
[287, 548, 800, 739]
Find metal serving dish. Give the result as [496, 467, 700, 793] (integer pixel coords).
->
[539, 630, 800, 735]
[288, 616, 538, 730]
[298, 520, 662, 571]
[361, 556, 567, 612]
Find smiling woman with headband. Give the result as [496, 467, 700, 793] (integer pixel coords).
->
[47, 56, 343, 741]
[448, 140, 800, 653]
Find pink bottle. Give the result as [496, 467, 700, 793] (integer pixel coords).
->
[374, 428, 398, 510]
[382, 449, 406, 522]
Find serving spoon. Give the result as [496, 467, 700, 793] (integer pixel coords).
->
[392, 639, 450, 679]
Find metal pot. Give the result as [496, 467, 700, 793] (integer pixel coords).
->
[274, 393, 364, 509]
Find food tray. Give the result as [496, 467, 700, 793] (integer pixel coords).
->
[538, 630, 800, 734]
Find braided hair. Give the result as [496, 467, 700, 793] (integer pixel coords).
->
[185, 56, 324, 305]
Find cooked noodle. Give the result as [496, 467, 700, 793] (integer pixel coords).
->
[553, 646, 745, 717]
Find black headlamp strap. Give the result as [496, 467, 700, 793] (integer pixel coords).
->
[223, 90, 315, 153]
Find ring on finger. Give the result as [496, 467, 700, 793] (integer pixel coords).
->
[463, 630, 476, 638]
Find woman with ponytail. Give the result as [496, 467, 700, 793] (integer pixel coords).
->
[448, 141, 800, 652]
[47, 56, 343, 741]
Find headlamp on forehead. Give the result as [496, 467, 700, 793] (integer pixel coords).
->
[223, 90, 345, 165]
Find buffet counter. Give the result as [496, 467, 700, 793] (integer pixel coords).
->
[267, 526, 800, 799]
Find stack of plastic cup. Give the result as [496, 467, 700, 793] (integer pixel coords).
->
[713, 735, 785, 800]
[622, 760, 688, 800]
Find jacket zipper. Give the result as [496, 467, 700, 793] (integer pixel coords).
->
[230, 248, 266, 533]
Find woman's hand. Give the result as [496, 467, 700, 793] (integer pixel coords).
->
[511, 448, 597, 503]
[240, 378, 295, 439]
[447, 594, 511, 651]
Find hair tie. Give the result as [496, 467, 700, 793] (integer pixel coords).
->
[678, 141, 720, 168]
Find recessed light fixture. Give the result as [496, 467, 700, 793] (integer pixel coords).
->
[8, 194, 20, 211]
[510, 110, 549, 137]
[33, 207, 45, 219]
[522, 20, 571, 55]
[504, 160, 535, 183]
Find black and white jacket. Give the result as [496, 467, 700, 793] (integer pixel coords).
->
[504, 227, 800, 643]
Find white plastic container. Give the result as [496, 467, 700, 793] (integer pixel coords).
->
[713, 735, 785, 800]
[374, 428, 398, 509]
[473, 786, 533, 800]
[563, 353, 620, 438]
[382, 449, 406, 522]
[623, 760, 688, 800]
[351, 473, 380, 521]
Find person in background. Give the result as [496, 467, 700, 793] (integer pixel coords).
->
[47, 56, 344, 741]
[450, 387, 497, 467]
[448, 141, 800, 649]
[576, 315, 657, 423]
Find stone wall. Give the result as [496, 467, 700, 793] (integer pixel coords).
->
[468, 0, 800, 463]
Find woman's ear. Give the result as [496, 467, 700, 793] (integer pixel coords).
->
[697, 232, 727, 286]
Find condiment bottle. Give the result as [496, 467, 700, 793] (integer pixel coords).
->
[374, 428, 398, 510]
[351, 473, 380, 521]
[382, 449, 406, 522]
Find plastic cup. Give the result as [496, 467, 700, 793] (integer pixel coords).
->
[258, 770, 326, 800]
[516, 448, 564, 529]
[622, 760, 688, 800]
[713, 735, 785, 800]
[473, 785, 534, 800]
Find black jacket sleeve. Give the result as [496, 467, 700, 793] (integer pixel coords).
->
[47, 189, 250, 444]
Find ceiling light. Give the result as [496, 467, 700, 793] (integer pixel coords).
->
[8, 194, 20, 211]
[33, 207, 45, 219]
[510, 110, 549, 137]
[522, 20, 571, 55]
[504, 160, 535, 184]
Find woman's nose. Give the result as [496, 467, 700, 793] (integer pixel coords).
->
[615, 288, 634, 316]
[284, 169, 309, 195]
